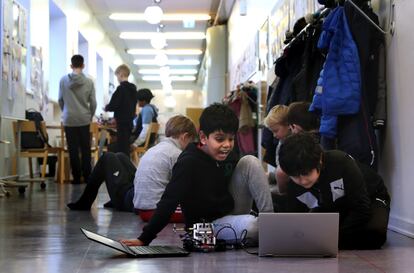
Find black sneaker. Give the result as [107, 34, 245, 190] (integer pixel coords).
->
[67, 202, 90, 211]
[103, 200, 114, 208]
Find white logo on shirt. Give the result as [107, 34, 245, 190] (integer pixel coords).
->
[330, 178, 345, 202]
[113, 171, 119, 177]
[297, 192, 319, 209]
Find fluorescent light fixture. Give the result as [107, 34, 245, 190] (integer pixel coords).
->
[128, 49, 203, 55]
[110, 13, 211, 21]
[139, 69, 198, 75]
[150, 33, 167, 49]
[120, 32, 206, 40]
[154, 52, 168, 66]
[142, 76, 196, 81]
[134, 59, 200, 66]
[144, 6, 163, 24]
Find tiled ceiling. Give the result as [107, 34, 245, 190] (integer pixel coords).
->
[84, 0, 233, 87]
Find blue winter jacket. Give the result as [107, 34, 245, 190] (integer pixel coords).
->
[310, 7, 361, 138]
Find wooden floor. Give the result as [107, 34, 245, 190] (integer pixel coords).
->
[0, 179, 413, 273]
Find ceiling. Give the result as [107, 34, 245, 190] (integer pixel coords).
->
[84, 0, 234, 87]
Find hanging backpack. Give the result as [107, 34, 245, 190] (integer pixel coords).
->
[21, 109, 50, 149]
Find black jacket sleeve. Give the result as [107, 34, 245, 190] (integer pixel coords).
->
[138, 157, 192, 245]
[105, 87, 121, 112]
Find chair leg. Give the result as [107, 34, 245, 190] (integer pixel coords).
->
[28, 158, 34, 178]
[11, 156, 17, 175]
[40, 152, 48, 178]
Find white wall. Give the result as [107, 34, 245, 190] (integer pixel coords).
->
[205, 25, 227, 104]
[378, 0, 414, 237]
[228, 0, 276, 84]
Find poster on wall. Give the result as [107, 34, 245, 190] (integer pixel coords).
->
[258, 19, 269, 81]
[31, 46, 44, 108]
[269, 0, 290, 64]
[18, 6, 27, 46]
[3, 0, 13, 33]
[2, 34, 11, 81]
[229, 34, 259, 91]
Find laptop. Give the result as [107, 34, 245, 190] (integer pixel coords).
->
[258, 213, 339, 257]
[80, 228, 190, 257]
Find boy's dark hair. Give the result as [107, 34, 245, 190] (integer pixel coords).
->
[137, 88, 154, 103]
[71, 55, 84, 68]
[287, 101, 320, 131]
[278, 132, 323, 176]
[199, 103, 239, 136]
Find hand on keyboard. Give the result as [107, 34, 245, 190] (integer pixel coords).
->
[120, 239, 145, 246]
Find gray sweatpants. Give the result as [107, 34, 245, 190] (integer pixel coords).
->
[212, 155, 273, 245]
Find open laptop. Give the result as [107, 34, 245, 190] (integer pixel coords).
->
[258, 213, 339, 257]
[80, 228, 190, 258]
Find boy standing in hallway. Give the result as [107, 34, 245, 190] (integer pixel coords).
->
[58, 54, 97, 184]
[104, 64, 138, 157]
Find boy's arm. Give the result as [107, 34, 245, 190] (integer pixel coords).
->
[137, 158, 191, 245]
[105, 87, 120, 112]
[58, 79, 64, 110]
[89, 83, 97, 119]
[339, 156, 371, 237]
[132, 107, 153, 146]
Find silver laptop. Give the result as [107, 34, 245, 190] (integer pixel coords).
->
[80, 228, 190, 257]
[258, 213, 339, 257]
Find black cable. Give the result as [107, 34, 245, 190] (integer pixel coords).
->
[239, 229, 259, 256]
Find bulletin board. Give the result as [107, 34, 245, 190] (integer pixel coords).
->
[1, 0, 28, 119]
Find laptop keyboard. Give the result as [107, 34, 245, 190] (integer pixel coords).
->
[129, 246, 186, 255]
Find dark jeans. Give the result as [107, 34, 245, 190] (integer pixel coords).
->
[65, 125, 92, 182]
[116, 120, 133, 157]
[339, 198, 390, 250]
[75, 152, 136, 211]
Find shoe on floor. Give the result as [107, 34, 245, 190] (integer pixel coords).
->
[103, 200, 114, 208]
[67, 202, 90, 211]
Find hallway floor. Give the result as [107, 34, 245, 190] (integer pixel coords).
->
[0, 180, 413, 273]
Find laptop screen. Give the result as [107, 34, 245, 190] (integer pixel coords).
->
[81, 228, 129, 253]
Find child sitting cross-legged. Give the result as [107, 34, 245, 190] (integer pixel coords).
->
[120, 103, 274, 247]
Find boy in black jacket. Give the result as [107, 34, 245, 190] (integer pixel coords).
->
[105, 64, 138, 156]
[121, 103, 273, 246]
[278, 133, 390, 249]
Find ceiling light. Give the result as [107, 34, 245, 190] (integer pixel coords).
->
[154, 52, 168, 66]
[110, 13, 211, 21]
[120, 32, 206, 40]
[144, 5, 163, 24]
[159, 66, 170, 78]
[134, 59, 200, 66]
[164, 95, 177, 108]
[142, 76, 196, 81]
[138, 69, 198, 75]
[161, 76, 172, 86]
[127, 49, 203, 55]
[150, 32, 167, 49]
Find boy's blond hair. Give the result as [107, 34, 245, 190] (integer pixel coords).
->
[165, 115, 197, 139]
[263, 105, 289, 128]
[115, 64, 130, 78]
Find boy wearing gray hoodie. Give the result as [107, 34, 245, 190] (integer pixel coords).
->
[58, 54, 97, 184]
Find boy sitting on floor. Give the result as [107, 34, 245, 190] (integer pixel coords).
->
[121, 103, 273, 247]
[67, 115, 197, 221]
[278, 132, 390, 249]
